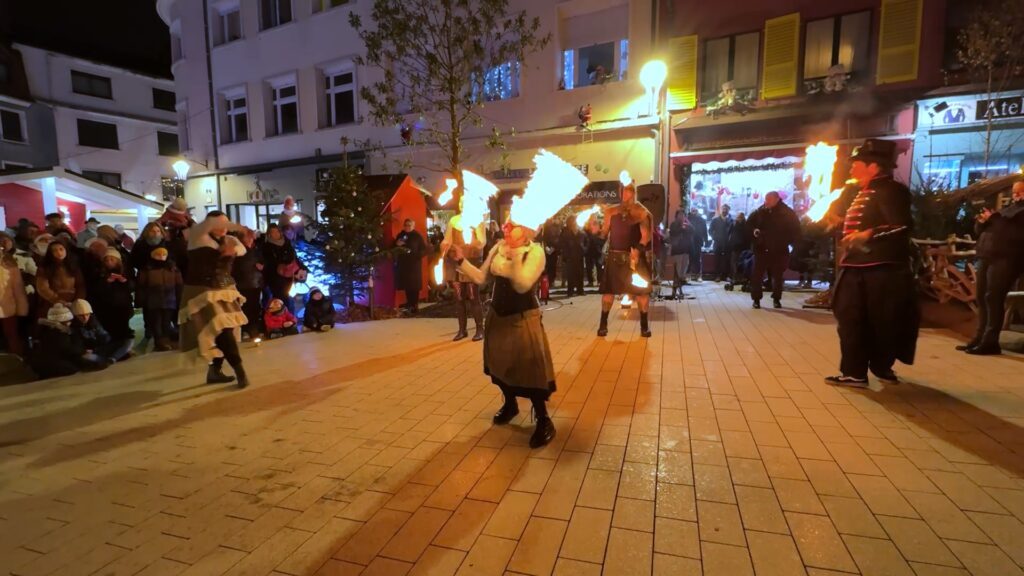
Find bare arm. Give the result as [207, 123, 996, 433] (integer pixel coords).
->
[457, 244, 498, 285]
[507, 243, 546, 294]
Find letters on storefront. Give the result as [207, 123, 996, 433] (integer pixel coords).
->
[976, 96, 1024, 121]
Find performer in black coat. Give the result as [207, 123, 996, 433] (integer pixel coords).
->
[827, 139, 919, 387]
[960, 181, 1024, 355]
[395, 218, 426, 313]
[746, 193, 801, 308]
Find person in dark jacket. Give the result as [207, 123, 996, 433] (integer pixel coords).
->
[136, 247, 182, 351]
[709, 205, 734, 281]
[71, 299, 131, 364]
[88, 248, 135, 342]
[827, 139, 919, 387]
[232, 229, 265, 340]
[560, 218, 586, 297]
[131, 222, 172, 340]
[29, 303, 98, 379]
[960, 180, 1024, 355]
[687, 207, 708, 281]
[541, 220, 561, 287]
[394, 218, 426, 313]
[584, 218, 604, 287]
[303, 288, 336, 332]
[262, 224, 305, 313]
[747, 192, 801, 309]
[668, 210, 693, 299]
[727, 212, 749, 284]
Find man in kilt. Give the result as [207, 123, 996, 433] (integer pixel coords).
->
[597, 178, 654, 338]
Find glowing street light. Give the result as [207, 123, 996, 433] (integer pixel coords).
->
[172, 159, 191, 181]
[640, 60, 668, 117]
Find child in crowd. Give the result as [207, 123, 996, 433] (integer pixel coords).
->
[136, 247, 182, 351]
[29, 303, 98, 379]
[70, 299, 132, 365]
[302, 288, 335, 332]
[264, 298, 298, 339]
[89, 248, 135, 345]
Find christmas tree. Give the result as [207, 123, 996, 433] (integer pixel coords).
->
[317, 151, 396, 305]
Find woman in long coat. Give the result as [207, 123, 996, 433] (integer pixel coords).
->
[394, 218, 426, 313]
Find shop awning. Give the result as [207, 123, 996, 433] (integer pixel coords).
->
[0, 166, 163, 211]
[671, 145, 811, 165]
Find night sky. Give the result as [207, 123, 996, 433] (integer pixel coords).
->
[1, 0, 171, 78]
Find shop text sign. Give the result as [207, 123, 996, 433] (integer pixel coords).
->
[571, 181, 620, 205]
[491, 164, 588, 180]
[977, 96, 1024, 121]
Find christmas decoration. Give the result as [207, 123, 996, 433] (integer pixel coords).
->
[578, 104, 592, 127]
[400, 123, 413, 144]
[705, 81, 754, 119]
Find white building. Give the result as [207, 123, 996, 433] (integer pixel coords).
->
[156, 0, 661, 229]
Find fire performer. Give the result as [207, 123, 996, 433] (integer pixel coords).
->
[178, 211, 251, 388]
[597, 174, 654, 338]
[827, 139, 918, 387]
[441, 198, 486, 341]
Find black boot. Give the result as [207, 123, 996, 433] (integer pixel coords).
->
[597, 311, 609, 337]
[640, 312, 651, 338]
[234, 364, 249, 389]
[453, 301, 468, 341]
[530, 417, 556, 448]
[206, 360, 235, 384]
[493, 397, 520, 424]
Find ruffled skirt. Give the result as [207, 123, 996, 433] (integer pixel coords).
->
[178, 284, 247, 362]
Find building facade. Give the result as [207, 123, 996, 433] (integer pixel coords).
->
[658, 0, 950, 221]
[156, 0, 661, 228]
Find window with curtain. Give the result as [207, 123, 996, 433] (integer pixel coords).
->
[700, 32, 759, 102]
[474, 61, 520, 102]
[804, 11, 871, 79]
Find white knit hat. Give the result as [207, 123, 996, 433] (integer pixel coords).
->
[71, 299, 93, 316]
[47, 303, 73, 323]
[104, 248, 122, 261]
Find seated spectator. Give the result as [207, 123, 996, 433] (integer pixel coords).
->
[136, 247, 182, 352]
[0, 232, 29, 357]
[36, 241, 85, 319]
[264, 298, 298, 338]
[302, 288, 335, 332]
[88, 248, 135, 342]
[29, 303, 103, 379]
[70, 299, 132, 364]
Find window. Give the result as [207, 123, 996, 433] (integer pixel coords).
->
[71, 70, 113, 99]
[152, 88, 176, 111]
[161, 177, 184, 202]
[214, 4, 243, 45]
[77, 118, 118, 149]
[0, 108, 27, 143]
[157, 131, 180, 156]
[222, 91, 248, 144]
[260, 0, 292, 30]
[474, 61, 520, 102]
[561, 41, 629, 90]
[312, 0, 351, 12]
[271, 83, 299, 135]
[82, 170, 122, 188]
[921, 156, 961, 190]
[804, 11, 871, 79]
[324, 69, 356, 126]
[701, 32, 759, 102]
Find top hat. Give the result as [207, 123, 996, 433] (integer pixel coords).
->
[850, 138, 897, 167]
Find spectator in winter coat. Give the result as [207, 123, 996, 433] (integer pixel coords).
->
[29, 304, 95, 379]
[584, 219, 605, 287]
[264, 298, 298, 338]
[76, 217, 101, 248]
[44, 212, 74, 238]
[727, 212, 749, 284]
[157, 199, 195, 279]
[709, 205, 734, 281]
[71, 299, 132, 364]
[746, 192, 801, 309]
[88, 248, 135, 342]
[232, 229, 265, 340]
[302, 288, 335, 332]
[36, 241, 86, 319]
[14, 220, 40, 253]
[687, 208, 708, 281]
[261, 225, 305, 313]
[131, 222, 169, 274]
[560, 219, 586, 297]
[136, 247, 182, 351]
[97, 225, 131, 272]
[82, 237, 110, 280]
[0, 233, 29, 357]
[668, 210, 693, 299]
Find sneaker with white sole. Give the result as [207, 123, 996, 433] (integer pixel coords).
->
[825, 375, 869, 387]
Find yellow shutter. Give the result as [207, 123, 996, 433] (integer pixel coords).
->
[667, 35, 698, 111]
[761, 13, 800, 100]
[877, 0, 923, 84]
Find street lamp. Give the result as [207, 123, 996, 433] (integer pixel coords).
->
[640, 60, 668, 117]
[172, 159, 191, 181]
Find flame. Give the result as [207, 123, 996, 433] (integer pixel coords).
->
[433, 259, 444, 284]
[575, 205, 600, 228]
[619, 170, 633, 187]
[803, 142, 839, 222]
[510, 149, 590, 231]
[621, 295, 633, 306]
[631, 273, 649, 288]
[437, 178, 457, 206]
[454, 170, 499, 243]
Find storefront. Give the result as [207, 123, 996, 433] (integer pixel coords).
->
[913, 89, 1024, 191]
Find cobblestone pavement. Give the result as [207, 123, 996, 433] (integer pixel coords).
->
[2, 283, 1024, 576]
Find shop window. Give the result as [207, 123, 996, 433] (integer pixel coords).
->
[474, 61, 520, 102]
[312, 0, 351, 12]
[921, 156, 961, 190]
[804, 11, 871, 79]
[0, 108, 27, 143]
[82, 170, 122, 189]
[270, 81, 299, 136]
[324, 67, 356, 126]
[260, 0, 292, 30]
[221, 89, 248, 144]
[157, 131, 180, 156]
[701, 32, 759, 103]
[77, 118, 119, 149]
[213, 2, 242, 45]
[71, 70, 113, 99]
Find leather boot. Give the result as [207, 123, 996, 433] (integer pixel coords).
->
[206, 362, 235, 384]
[530, 417, 556, 448]
[493, 399, 520, 424]
[234, 365, 250, 389]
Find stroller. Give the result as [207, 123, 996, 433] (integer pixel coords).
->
[724, 250, 754, 292]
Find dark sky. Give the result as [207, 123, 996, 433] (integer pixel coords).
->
[1, 0, 171, 78]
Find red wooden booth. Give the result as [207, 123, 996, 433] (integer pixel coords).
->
[358, 174, 430, 308]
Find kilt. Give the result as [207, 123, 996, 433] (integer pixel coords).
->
[599, 250, 653, 295]
[483, 307, 556, 399]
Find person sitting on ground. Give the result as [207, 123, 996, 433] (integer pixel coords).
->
[264, 298, 298, 338]
[70, 299, 132, 365]
[29, 303, 96, 379]
[88, 248, 135, 345]
[302, 288, 335, 332]
[136, 247, 182, 352]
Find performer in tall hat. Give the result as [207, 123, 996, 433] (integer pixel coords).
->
[178, 211, 251, 388]
[597, 174, 655, 337]
[827, 139, 919, 387]
[441, 196, 486, 341]
[450, 149, 589, 448]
